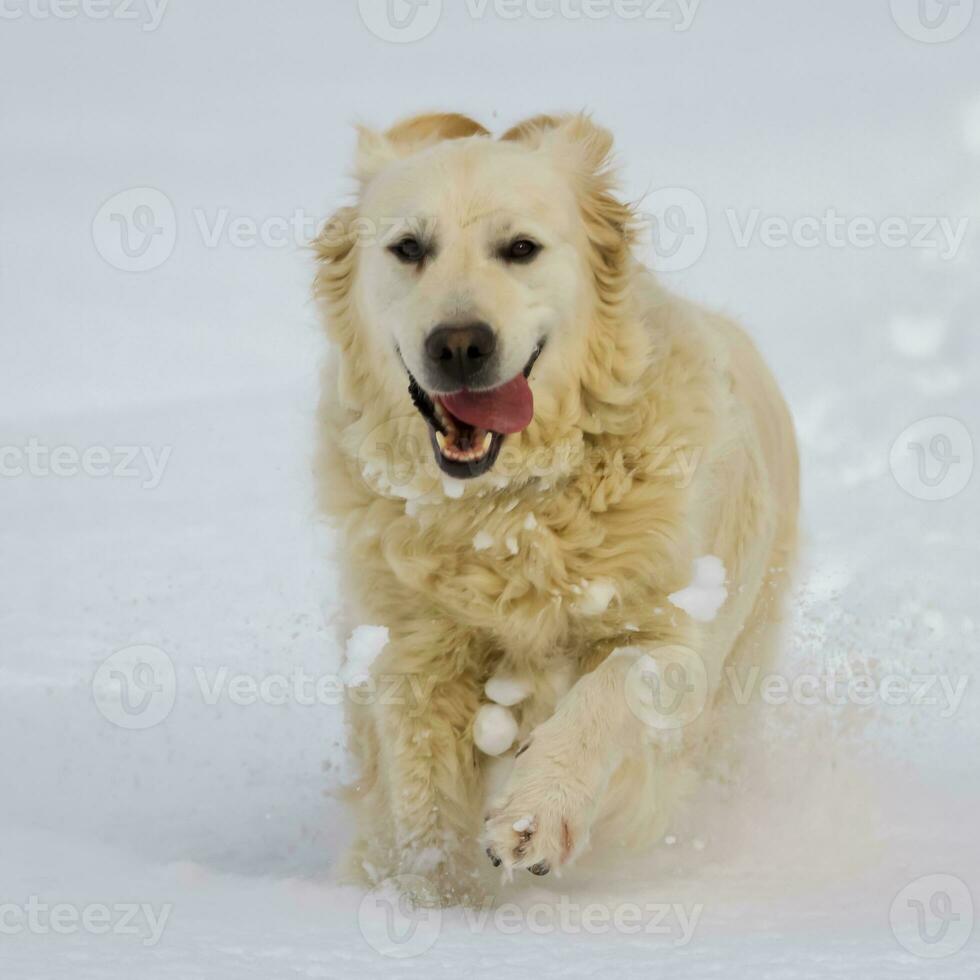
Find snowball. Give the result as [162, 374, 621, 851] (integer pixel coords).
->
[485, 673, 532, 707]
[473, 530, 494, 551]
[442, 477, 464, 499]
[577, 578, 617, 616]
[505, 536, 519, 555]
[523, 513, 538, 530]
[512, 816, 534, 833]
[473, 703, 518, 756]
[668, 556, 728, 623]
[340, 625, 389, 687]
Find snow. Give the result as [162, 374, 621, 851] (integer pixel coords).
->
[485, 673, 533, 707]
[668, 556, 728, 623]
[473, 530, 495, 551]
[889, 315, 948, 359]
[577, 578, 618, 615]
[339, 625, 390, 688]
[2, 4, 979, 977]
[442, 477, 465, 499]
[473, 703, 519, 757]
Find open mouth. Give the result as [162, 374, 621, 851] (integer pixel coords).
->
[406, 345, 543, 479]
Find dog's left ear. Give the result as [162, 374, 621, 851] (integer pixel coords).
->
[550, 114, 616, 179]
[502, 113, 614, 180]
[354, 112, 490, 185]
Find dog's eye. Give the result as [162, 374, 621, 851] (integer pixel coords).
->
[504, 239, 540, 263]
[389, 237, 425, 264]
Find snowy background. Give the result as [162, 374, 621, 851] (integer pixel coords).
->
[2, 1, 979, 976]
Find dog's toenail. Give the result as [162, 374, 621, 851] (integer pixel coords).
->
[515, 742, 530, 758]
[486, 847, 502, 868]
[528, 861, 550, 876]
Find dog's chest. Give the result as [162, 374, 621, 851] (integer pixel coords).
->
[395, 487, 626, 657]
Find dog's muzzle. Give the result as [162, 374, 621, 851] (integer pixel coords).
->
[405, 343, 543, 479]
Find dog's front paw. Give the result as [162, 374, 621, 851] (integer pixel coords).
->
[482, 730, 601, 876]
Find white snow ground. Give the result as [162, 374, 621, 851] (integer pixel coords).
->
[2, 2, 979, 976]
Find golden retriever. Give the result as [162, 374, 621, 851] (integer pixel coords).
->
[313, 112, 798, 906]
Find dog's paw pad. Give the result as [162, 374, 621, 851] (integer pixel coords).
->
[483, 805, 578, 874]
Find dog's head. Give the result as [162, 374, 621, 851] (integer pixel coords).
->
[316, 113, 638, 487]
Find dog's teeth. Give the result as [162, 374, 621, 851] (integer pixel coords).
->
[435, 431, 447, 452]
[482, 432, 493, 452]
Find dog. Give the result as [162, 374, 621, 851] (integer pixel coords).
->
[313, 112, 799, 905]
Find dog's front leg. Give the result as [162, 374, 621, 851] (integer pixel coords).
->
[368, 634, 486, 904]
[483, 642, 705, 876]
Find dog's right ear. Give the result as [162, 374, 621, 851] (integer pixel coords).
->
[354, 112, 490, 185]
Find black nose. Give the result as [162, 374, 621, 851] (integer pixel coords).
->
[424, 322, 497, 388]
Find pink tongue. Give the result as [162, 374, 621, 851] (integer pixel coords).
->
[441, 375, 534, 435]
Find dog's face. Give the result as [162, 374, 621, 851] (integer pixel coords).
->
[355, 130, 597, 478]
[318, 114, 630, 484]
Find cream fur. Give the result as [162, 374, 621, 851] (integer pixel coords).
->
[313, 112, 799, 905]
